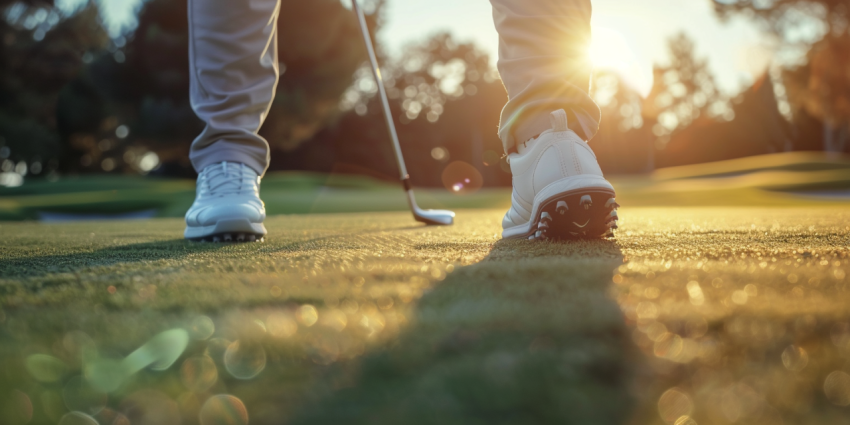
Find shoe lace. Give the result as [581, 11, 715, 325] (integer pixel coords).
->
[203, 161, 258, 197]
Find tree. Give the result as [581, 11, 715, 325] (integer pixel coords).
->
[590, 70, 655, 173]
[0, 0, 109, 178]
[642, 33, 730, 148]
[713, 0, 850, 152]
[52, 0, 382, 175]
[275, 32, 510, 189]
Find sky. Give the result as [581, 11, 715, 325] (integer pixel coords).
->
[379, 0, 774, 96]
[56, 0, 775, 96]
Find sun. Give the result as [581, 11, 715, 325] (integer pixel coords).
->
[588, 25, 653, 97]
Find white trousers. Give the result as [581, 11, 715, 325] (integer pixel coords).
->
[188, 0, 599, 175]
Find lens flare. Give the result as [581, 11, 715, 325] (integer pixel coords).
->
[441, 161, 483, 195]
[589, 25, 653, 97]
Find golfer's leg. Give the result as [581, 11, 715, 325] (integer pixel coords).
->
[490, 0, 600, 152]
[493, 0, 617, 240]
[184, 0, 278, 241]
[188, 0, 280, 176]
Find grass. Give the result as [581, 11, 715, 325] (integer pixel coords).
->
[2, 152, 850, 424]
[2, 206, 850, 425]
[2, 152, 850, 221]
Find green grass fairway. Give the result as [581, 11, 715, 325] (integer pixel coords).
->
[2, 152, 850, 221]
[2, 206, 850, 425]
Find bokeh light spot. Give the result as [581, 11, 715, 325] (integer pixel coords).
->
[657, 388, 693, 424]
[431, 147, 449, 162]
[199, 395, 248, 425]
[180, 356, 219, 393]
[267, 312, 298, 338]
[123, 329, 189, 373]
[224, 340, 266, 380]
[824, 370, 850, 406]
[296, 305, 319, 327]
[58, 412, 98, 425]
[781, 345, 808, 371]
[188, 316, 216, 340]
[25, 354, 67, 382]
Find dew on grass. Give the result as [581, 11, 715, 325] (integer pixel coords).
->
[189, 316, 216, 340]
[58, 411, 98, 425]
[224, 340, 266, 379]
[180, 356, 219, 392]
[199, 394, 248, 425]
[62, 376, 107, 415]
[25, 354, 67, 382]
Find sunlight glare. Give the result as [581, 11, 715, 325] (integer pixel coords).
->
[589, 25, 653, 97]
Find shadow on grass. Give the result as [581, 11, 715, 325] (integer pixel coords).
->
[0, 224, 427, 283]
[289, 238, 635, 425]
[0, 239, 228, 280]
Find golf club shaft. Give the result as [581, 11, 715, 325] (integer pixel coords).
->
[351, 0, 411, 187]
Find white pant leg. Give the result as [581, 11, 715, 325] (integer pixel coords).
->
[490, 0, 600, 152]
[188, 0, 280, 176]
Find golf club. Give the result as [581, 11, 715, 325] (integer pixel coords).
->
[351, 0, 455, 226]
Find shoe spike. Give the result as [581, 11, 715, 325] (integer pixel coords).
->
[556, 201, 568, 214]
[248, 235, 257, 242]
[609, 210, 618, 220]
[538, 221, 549, 230]
[580, 195, 592, 210]
[223, 234, 232, 242]
[212, 236, 221, 243]
[541, 212, 553, 222]
[236, 233, 245, 242]
[605, 198, 617, 208]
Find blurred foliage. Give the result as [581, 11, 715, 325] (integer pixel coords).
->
[713, 0, 850, 152]
[642, 34, 730, 145]
[1, 0, 381, 177]
[0, 0, 108, 176]
[0, 0, 847, 188]
[712, 0, 846, 42]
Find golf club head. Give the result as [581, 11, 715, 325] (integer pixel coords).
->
[413, 207, 455, 225]
[405, 190, 454, 225]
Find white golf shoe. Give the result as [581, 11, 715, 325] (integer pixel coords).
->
[502, 109, 619, 240]
[184, 161, 267, 242]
